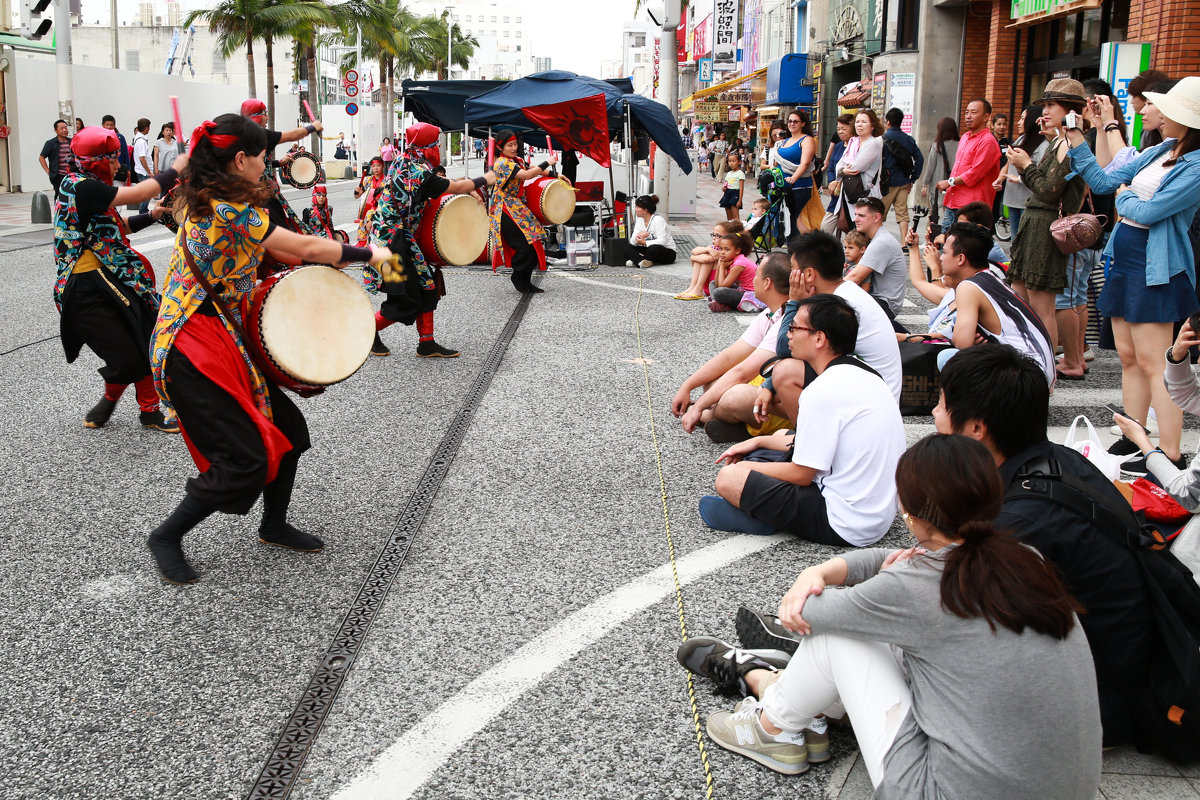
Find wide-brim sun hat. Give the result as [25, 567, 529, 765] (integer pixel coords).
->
[1037, 78, 1087, 109]
[1144, 76, 1200, 130]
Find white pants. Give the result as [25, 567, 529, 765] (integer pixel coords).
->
[761, 634, 913, 788]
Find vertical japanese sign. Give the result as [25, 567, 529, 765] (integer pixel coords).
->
[888, 72, 915, 134]
[693, 15, 712, 58]
[872, 71, 887, 117]
[713, 0, 738, 73]
[1101, 42, 1152, 147]
[653, 35, 662, 98]
[742, 0, 762, 75]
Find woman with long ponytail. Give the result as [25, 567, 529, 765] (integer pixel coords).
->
[678, 434, 1101, 796]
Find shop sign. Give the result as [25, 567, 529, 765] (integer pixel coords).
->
[720, 90, 752, 104]
[699, 58, 713, 82]
[831, 1, 863, 43]
[1008, 0, 1101, 27]
[653, 35, 661, 99]
[695, 101, 723, 122]
[693, 15, 712, 58]
[728, 107, 741, 122]
[712, 0, 739, 73]
[1100, 41, 1153, 147]
[742, 0, 763, 75]
[872, 71, 887, 116]
[888, 72, 916, 134]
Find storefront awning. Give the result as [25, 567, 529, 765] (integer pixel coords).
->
[681, 67, 768, 112]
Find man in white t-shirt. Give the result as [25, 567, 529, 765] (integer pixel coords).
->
[845, 198, 908, 317]
[673, 254, 792, 439]
[700, 294, 905, 545]
[752, 231, 902, 427]
[131, 117, 153, 213]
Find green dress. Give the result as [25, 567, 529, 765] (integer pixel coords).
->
[1007, 138, 1086, 293]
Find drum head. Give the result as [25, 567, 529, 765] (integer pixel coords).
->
[541, 180, 576, 224]
[286, 153, 320, 189]
[258, 266, 375, 385]
[171, 202, 188, 229]
[434, 195, 490, 266]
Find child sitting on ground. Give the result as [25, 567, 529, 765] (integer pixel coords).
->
[842, 229, 870, 291]
[708, 230, 758, 312]
[675, 220, 746, 300]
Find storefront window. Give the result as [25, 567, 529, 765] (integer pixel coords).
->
[1029, 27, 1050, 59]
[1079, 7, 1102, 51]
[1055, 15, 1077, 54]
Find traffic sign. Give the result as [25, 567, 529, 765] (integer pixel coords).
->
[346, 102, 359, 116]
[345, 84, 358, 97]
[344, 69, 359, 84]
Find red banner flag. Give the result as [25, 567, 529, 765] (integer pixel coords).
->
[522, 92, 610, 168]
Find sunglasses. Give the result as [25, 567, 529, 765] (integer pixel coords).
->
[787, 323, 815, 334]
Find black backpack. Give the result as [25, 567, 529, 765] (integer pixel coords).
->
[1008, 459, 1200, 763]
[882, 136, 915, 182]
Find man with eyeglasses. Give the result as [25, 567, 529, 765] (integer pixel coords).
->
[699, 294, 904, 546]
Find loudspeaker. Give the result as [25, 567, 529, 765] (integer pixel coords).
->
[601, 237, 629, 267]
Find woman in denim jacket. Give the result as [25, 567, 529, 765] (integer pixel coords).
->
[1067, 77, 1200, 471]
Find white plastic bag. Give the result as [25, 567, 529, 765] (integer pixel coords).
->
[1064, 415, 1126, 481]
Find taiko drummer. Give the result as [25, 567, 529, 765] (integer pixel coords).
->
[240, 99, 321, 244]
[366, 122, 495, 358]
[489, 128, 557, 294]
[146, 113, 393, 585]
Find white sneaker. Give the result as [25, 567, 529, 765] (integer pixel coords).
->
[638, 259, 654, 268]
[1083, 348, 1096, 362]
[625, 260, 635, 267]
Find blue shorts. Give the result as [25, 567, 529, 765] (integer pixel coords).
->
[1055, 249, 1097, 310]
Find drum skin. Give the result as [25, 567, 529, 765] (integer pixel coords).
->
[283, 152, 321, 189]
[158, 183, 185, 234]
[523, 177, 575, 225]
[415, 193, 489, 266]
[244, 266, 375, 394]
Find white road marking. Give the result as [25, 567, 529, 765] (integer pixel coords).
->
[331, 533, 791, 800]
[556, 273, 680, 297]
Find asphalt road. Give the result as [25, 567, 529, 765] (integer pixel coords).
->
[0, 177, 1186, 800]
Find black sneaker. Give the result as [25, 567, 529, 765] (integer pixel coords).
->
[140, 410, 181, 433]
[735, 607, 801, 656]
[1123, 451, 1188, 476]
[416, 340, 460, 358]
[704, 419, 751, 444]
[371, 333, 390, 357]
[1108, 436, 1140, 457]
[83, 396, 118, 428]
[147, 533, 199, 585]
[676, 636, 791, 695]
[259, 524, 325, 552]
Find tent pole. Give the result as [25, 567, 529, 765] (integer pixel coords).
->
[626, 103, 635, 238]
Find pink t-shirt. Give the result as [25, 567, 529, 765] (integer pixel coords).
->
[729, 254, 757, 292]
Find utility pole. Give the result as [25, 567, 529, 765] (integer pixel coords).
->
[109, 0, 117, 68]
[54, 0, 73, 127]
[651, 0, 681, 222]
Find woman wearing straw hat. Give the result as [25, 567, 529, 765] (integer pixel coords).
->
[1066, 76, 1200, 473]
[1005, 78, 1088, 372]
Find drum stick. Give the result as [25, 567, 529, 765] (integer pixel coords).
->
[546, 135, 553, 160]
[303, 99, 317, 123]
[487, 137, 495, 169]
[170, 96, 183, 147]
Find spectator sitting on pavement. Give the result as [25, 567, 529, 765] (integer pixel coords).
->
[844, 197, 908, 320]
[707, 230, 757, 313]
[841, 229, 869, 283]
[675, 219, 745, 301]
[38, 119, 72, 191]
[679, 433, 1101, 797]
[935, 343, 1155, 749]
[698, 293, 904, 544]
[880, 107, 925, 238]
[933, 200, 1008, 265]
[673, 254, 792, 438]
[750, 231, 903, 431]
[904, 222, 1055, 384]
[624, 194, 677, 268]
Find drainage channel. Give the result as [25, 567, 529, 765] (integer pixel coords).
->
[246, 291, 535, 800]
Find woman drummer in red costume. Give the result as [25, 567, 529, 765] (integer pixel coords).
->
[489, 129, 558, 294]
[146, 113, 393, 585]
[304, 184, 344, 241]
[354, 156, 387, 245]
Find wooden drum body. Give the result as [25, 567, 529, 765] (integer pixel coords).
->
[523, 177, 575, 225]
[415, 193, 489, 266]
[244, 266, 375, 394]
[282, 152, 321, 189]
[158, 183, 187, 234]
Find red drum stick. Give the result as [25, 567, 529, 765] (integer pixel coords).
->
[546, 135, 553, 160]
[487, 136, 495, 168]
[303, 99, 316, 123]
[170, 96, 183, 145]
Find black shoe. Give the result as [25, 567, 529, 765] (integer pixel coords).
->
[147, 533, 199, 584]
[371, 333, 390, 357]
[259, 523, 325, 552]
[704, 419, 752, 444]
[416, 340, 460, 358]
[1108, 435, 1140, 457]
[140, 409, 181, 433]
[735, 607, 801, 656]
[83, 396, 118, 428]
[676, 636, 791, 695]
[1123, 451, 1188, 476]
[521, 281, 545, 294]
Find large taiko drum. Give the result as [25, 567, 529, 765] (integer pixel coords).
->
[523, 177, 575, 225]
[415, 193, 489, 266]
[157, 183, 188, 234]
[282, 152, 321, 189]
[244, 266, 375, 395]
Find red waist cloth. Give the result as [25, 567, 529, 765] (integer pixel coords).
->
[173, 313, 293, 483]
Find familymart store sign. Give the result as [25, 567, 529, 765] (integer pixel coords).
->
[1009, 0, 1100, 26]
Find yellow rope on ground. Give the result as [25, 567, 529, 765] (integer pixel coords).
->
[633, 274, 716, 799]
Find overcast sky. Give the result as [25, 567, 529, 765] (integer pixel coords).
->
[76, 0, 651, 77]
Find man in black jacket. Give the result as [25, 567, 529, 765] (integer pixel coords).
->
[935, 344, 1153, 748]
[879, 107, 924, 243]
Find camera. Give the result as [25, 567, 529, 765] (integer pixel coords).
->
[910, 204, 928, 235]
[1065, 111, 1080, 130]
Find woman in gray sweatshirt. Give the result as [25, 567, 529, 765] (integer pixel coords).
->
[685, 434, 1102, 799]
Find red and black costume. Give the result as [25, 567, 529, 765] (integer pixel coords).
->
[303, 184, 343, 240]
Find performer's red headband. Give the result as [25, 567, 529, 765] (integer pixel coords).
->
[188, 120, 238, 157]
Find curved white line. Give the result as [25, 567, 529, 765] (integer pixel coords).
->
[556, 273, 679, 297]
[330, 533, 790, 800]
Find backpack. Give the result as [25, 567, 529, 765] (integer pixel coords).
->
[1008, 458, 1200, 763]
[882, 136, 915, 182]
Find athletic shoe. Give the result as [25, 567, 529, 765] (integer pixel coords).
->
[706, 697, 810, 775]
[1107, 435, 1140, 457]
[140, 410, 181, 433]
[83, 396, 118, 428]
[259, 524, 325, 552]
[736, 606, 801, 656]
[704, 419, 751, 443]
[804, 714, 831, 763]
[639, 259, 655, 269]
[1122, 451, 1187, 477]
[416, 340, 461, 358]
[676, 635, 791, 695]
[625, 260, 635, 267]
[1084, 348, 1096, 362]
[709, 299, 735, 313]
[371, 333, 390, 357]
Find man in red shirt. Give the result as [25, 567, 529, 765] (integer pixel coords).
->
[936, 99, 1002, 230]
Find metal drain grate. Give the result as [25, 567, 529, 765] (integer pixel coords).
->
[246, 292, 535, 800]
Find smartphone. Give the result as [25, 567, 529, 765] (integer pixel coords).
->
[1105, 403, 1152, 435]
[1188, 311, 1200, 334]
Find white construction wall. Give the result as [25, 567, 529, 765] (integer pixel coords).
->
[4, 51, 300, 193]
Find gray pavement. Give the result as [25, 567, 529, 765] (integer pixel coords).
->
[0, 173, 1195, 800]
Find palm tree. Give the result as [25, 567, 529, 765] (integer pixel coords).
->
[257, 0, 335, 129]
[184, 0, 267, 98]
[423, 10, 478, 81]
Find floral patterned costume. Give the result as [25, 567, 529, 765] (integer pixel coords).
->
[487, 155, 545, 248]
